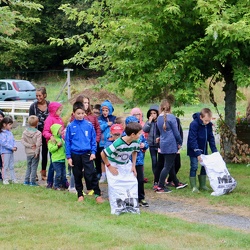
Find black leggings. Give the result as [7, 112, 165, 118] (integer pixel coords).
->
[41, 135, 48, 171]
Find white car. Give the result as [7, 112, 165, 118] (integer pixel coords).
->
[0, 79, 36, 101]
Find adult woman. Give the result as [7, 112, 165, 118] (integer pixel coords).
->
[29, 87, 50, 180]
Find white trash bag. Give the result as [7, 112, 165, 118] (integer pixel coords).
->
[106, 162, 140, 215]
[201, 152, 237, 196]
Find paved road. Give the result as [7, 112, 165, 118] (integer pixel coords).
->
[14, 130, 220, 163]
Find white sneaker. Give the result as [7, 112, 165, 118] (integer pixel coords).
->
[3, 179, 9, 185]
[99, 175, 107, 183]
[68, 187, 77, 194]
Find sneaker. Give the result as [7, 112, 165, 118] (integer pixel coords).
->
[12, 179, 18, 184]
[78, 196, 84, 202]
[153, 182, 158, 191]
[139, 199, 149, 207]
[176, 183, 188, 189]
[30, 182, 39, 186]
[23, 181, 30, 185]
[165, 181, 175, 187]
[87, 190, 94, 196]
[156, 187, 172, 193]
[95, 196, 105, 204]
[46, 183, 53, 189]
[3, 179, 9, 185]
[68, 187, 77, 194]
[99, 175, 107, 183]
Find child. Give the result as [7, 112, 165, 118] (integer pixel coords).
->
[48, 124, 67, 190]
[98, 100, 116, 183]
[92, 104, 101, 117]
[187, 108, 218, 192]
[21, 115, 42, 186]
[0, 110, 5, 180]
[143, 104, 159, 189]
[0, 117, 17, 184]
[101, 122, 142, 215]
[125, 116, 149, 207]
[65, 102, 104, 203]
[155, 99, 182, 193]
[105, 123, 124, 148]
[43, 102, 65, 188]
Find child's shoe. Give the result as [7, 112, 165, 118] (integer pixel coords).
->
[176, 182, 188, 189]
[155, 187, 172, 194]
[46, 182, 53, 189]
[139, 199, 149, 207]
[78, 196, 84, 202]
[68, 187, 77, 194]
[3, 179, 9, 185]
[30, 182, 39, 186]
[99, 175, 107, 183]
[153, 182, 158, 191]
[95, 196, 105, 204]
[23, 181, 30, 185]
[12, 179, 18, 184]
[87, 190, 94, 196]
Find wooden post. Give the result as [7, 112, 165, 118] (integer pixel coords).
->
[64, 68, 73, 100]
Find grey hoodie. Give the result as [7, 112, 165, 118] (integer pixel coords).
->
[143, 104, 159, 147]
[21, 128, 42, 156]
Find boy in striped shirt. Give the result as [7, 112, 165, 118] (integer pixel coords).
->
[101, 122, 142, 215]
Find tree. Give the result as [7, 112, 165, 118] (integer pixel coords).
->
[54, 0, 250, 162]
[0, 0, 43, 68]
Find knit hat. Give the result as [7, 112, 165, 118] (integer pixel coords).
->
[110, 124, 123, 134]
[125, 116, 139, 125]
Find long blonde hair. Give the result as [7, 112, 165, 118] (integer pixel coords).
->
[160, 99, 171, 131]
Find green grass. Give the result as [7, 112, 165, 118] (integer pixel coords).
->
[0, 179, 249, 250]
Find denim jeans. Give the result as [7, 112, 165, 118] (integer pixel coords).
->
[189, 156, 206, 177]
[25, 155, 39, 183]
[53, 161, 66, 189]
[149, 146, 158, 182]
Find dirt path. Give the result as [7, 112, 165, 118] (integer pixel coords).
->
[143, 190, 250, 233]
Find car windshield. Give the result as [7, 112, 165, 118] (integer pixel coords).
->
[14, 81, 35, 91]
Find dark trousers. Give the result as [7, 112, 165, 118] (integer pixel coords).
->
[149, 147, 158, 183]
[167, 153, 181, 182]
[41, 135, 48, 171]
[71, 152, 101, 198]
[136, 165, 145, 201]
[94, 144, 102, 176]
[158, 153, 179, 188]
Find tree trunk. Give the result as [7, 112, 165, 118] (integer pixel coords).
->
[221, 62, 237, 162]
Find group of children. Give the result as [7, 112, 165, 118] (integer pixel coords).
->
[0, 90, 218, 214]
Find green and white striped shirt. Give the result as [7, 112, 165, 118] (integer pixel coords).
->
[104, 137, 140, 165]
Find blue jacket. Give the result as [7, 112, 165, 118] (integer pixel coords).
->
[135, 134, 148, 166]
[187, 112, 217, 157]
[65, 119, 96, 158]
[98, 100, 116, 148]
[156, 113, 182, 154]
[0, 130, 16, 154]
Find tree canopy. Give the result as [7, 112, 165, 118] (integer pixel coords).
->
[52, 0, 250, 161]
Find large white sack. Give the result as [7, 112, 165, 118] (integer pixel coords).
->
[106, 161, 140, 215]
[201, 152, 237, 196]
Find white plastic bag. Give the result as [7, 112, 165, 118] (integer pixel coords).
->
[201, 152, 237, 196]
[106, 161, 140, 215]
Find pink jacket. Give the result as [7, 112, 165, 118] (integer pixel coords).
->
[42, 102, 64, 142]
